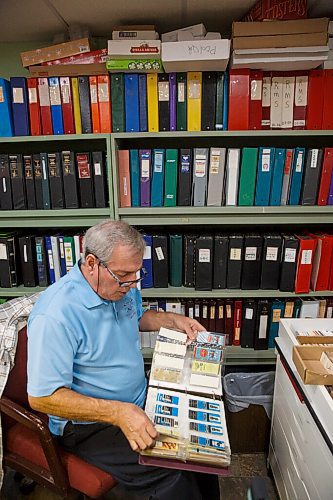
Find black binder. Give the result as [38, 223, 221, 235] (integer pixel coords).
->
[62, 151, 79, 209]
[40, 152, 51, 210]
[35, 236, 49, 287]
[78, 76, 92, 134]
[241, 299, 257, 348]
[9, 154, 26, 210]
[18, 235, 37, 287]
[254, 300, 270, 350]
[184, 234, 196, 287]
[178, 149, 192, 206]
[152, 234, 168, 288]
[195, 235, 213, 291]
[213, 234, 228, 289]
[23, 155, 36, 210]
[260, 233, 283, 290]
[48, 152, 64, 209]
[92, 151, 108, 208]
[0, 154, 12, 210]
[226, 234, 243, 289]
[279, 234, 299, 292]
[33, 153, 43, 210]
[0, 234, 19, 287]
[76, 152, 94, 208]
[300, 148, 324, 205]
[158, 74, 170, 131]
[241, 234, 263, 290]
[201, 72, 217, 131]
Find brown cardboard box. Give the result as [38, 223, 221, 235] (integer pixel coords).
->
[292, 345, 333, 385]
[296, 336, 333, 346]
[21, 38, 92, 67]
[233, 32, 328, 49]
[28, 63, 106, 77]
[232, 18, 329, 37]
[242, 0, 307, 22]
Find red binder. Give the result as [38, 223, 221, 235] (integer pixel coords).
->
[117, 149, 131, 207]
[98, 75, 112, 133]
[310, 233, 333, 291]
[89, 76, 100, 133]
[37, 77, 53, 135]
[228, 69, 250, 130]
[60, 77, 75, 134]
[306, 70, 324, 130]
[293, 72, 308, 130]
[322, 70, 333, 130]
[294, 235, 317, 293]
[261, 72, 271, 129]
[233, 300, 242, 346]
[249, 70, 263, 130]
[317, 148, 333, 205]
[27, 78, 41, 135]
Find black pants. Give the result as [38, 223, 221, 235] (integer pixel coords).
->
[58, 422, 220, 500]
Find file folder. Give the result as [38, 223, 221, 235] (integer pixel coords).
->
[255, 147, 275, 206]
[238, 148, 258, 206]
[151, 149, 165, 207]
[195, 235, 213, 291]
[241, 299, 257, 349]
[129, 150, 140, 207]
[0, 154, 12, 210]
[187, 72, 202, 131]
[169, 234, 183, 287]
[201, 72, 217, 131]
[78, 76, 92, 133]
[269, 148, 285, 206]
[169, 73, 177, 131]
[241, 234, 263, 290]
[213, 234, 228, 290]
[178, 149, 192, 206]
[158, 74, 170, 131]
[147, 74, 159, 132]
[289, 147, 305, 205]
[176, 73, 187, 131]
[142, 234, 153, 289]
[139, 149, 151, 207]
[192, 148, 208, 207]
[111, 74, 125, 132]
[10, 77, 30, 136]
[0, 79, 14, 137]
[207, 148, 226, 207]
[260, 234, 282, 290]
[138, 74, 148, 132]
[125, 74, 140, 132]
[152, 234, 168, 288]
[164, 149, 178, 207]
[27, 78, 41, 136]
[38, 78, 53, 135]
[49, 77, 64, 135]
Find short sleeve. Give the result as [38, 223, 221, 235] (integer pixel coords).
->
[132, 288, 146, 320]
[27, 314, 78, 397]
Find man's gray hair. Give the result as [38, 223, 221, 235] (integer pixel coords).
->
[82, 219, 145, 263]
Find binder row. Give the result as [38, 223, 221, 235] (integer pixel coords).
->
[118, 147, 333, 208]
[140, 297, 333, 350]
[0, 151, 108, 210]
[141, 232, 333, 294]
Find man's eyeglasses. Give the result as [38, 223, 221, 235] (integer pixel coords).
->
[98, 259, 147, 287]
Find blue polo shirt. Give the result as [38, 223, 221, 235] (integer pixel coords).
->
[27, 262, 147, 436]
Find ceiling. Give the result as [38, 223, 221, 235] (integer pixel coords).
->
[0, 0, 332, 42]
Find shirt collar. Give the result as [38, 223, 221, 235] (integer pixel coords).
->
[70, 261, 105, 309]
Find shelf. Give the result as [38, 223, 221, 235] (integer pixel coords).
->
[0, 133, 110, 143]
[140, 288, 333, 298]
[0, 208, 111, 228]
[112, 130, 333, 139]
[118, 206, 333, 225]
[0, 286, 46, 297]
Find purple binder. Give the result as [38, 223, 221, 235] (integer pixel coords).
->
[328, 170, 333, 205]
[169, 73, 177, 131]
[139, 455, 230, 476]
[139, 149, 151, 207]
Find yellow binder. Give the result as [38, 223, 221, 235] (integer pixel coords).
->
[187, 72, 202, 132]
[71, 77, 82, 134]
[147, 73, 159, 132]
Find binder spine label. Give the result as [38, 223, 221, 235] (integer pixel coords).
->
[28, 88, 37, 103]
[301, 250, 312, 265]
[199, 249, 210, 262]
[245, 247, 257, 260]
[266, 247, 278, 261]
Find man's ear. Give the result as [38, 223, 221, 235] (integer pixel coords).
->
[85, 254, 97, 271]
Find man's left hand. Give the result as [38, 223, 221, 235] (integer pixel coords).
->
[172, 315, 206, 341]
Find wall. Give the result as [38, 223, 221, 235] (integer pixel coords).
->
[0, 41, 50, 79]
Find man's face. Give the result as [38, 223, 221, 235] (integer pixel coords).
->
[96, 244, 143, 301]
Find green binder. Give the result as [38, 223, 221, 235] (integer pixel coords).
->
[176, 73, 187, 131]
[111, 73, 125, 132]
[215, 72, 224, 131]
[169, 234, 183, 287]
[238, 148, 258, 206]
[164, 149, 178, 207]
[63, 236, 76, 272]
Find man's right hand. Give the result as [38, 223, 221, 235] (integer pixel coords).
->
[116, 402, 158, 452]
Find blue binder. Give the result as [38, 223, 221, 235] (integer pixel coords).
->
[57, 235, 67, 277]
[289, 147, 306, 205]
[142, 234, 153, 288]
[10, 77, 30, 136]
[269, 148, 286, 206]
[222, 71, 228, 130]
[0, 79, 13, 136]
[129, 149, 140, 207]
[151, 149, 165, 207]
[125, 74, 140, 132]
[44, 236, 56, 284]
[268, 299, 285, 348]
[255, 147, 275, 206]
[40, 152, 51, 209]
[138, 74, 148, 132]
[48, 77, 64, 135]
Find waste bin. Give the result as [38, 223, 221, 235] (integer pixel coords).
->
[223, 372, 275, 453]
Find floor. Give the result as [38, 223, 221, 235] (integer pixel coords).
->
[1, 454, 278, 499]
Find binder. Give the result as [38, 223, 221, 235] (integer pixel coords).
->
[63, 236, 76, 273]
[59, 77, 75, 134]
[0, 234, 19, 287]
[164, 149, 178, 207]
[225, 299, 234, 346]
[268, 299, 285, 348]
[215, 72, 224, 131]
[187, 72, 202, 132]
[306, 69, 324, 130]
[78, 76, 92, 133]
[48, 77, 64, 135]
[92, 151, 107, 208]
[228, 69, 250, 130]
[279, 234, 299, 292]
[48, 152, 64, 209]
[310, 233, 333, 291]
[322, 69, 333, 130]
[254, 300, 270, 350]
[184, 235, 196, 287]
[327, 168, 333, 206]
[269, 148, 286, 206]
[35, 236, 49, 287]
[293, 298, 302, 318]
[294, 234, 317, 294]
[185, 299, 195, 320]
[33, 154, 43, 210]
[152, 234, 168, 288]
[213, 234, 229, 289]
[40, 153, 51, 210]
[281, 73, 295, 129]
[76, 152, 94, 208]
[142, 234, 153, 289]
[169, 234, 183, 287]
[215, 299, 225, 334]
[71, 77, 82, 134]
[255, 147, 275, 206]
[19, 236, 37, 287]
[9, 154, 26, 210]
[89, 75, 100, 133]
[249, 70, 263, 130]
[201, 72, 217, 131]
[139, 150, 151, 207]
[38, 77, 53, 135]
[208, 299, 217, 332]
[261, 72, 271, 129]
[58, 235, 66, 277]
[238, 148, 258, 206]
[225, 148, 240, 206]
[317, 148, 333, 205]
[169, 73, 177, 131]
[61, 151, 79, 209]
[176, 73, 187, 131]
[158, 74, 170, 131]
[118, 150, 131, 208]
[195, 235, 213, 291]
[207, 148, 226, 207]
[147, 74, 159, 132]
[10, 77, 30, 136]
[300, 148, 324, 205]
[0, 154, 12, 210]
[97, 75, 112, 133]
[270, 74, 283, 129]
[241, 234, 263, 290]
[241, 299, 257, 348]
[233, 300, 243, 346]
[226, 234, 243, 289]
[27, 78, 41, 136]
[178, 149, 192, 207]
[288, 147, 305, 205]
[138, 74, 148, 132]
[280, 148, 293, 206]
[192, 148, 209, 207]
[111, 74, 125, 132]
[151, 149, 165, 207]
[23, 154, 36, 210]
[125, 74, 140, 132]
[260, 234, 282, 290]
[293, 73, 308, 130]
[0, 78, 13, 137]
[44, 235, 55, 284]
[129, 150, 140, 207]
[222, 72, 229, 131]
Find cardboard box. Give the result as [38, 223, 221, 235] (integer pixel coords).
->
[293, 344, 333, 384]
[42, 48, 108, 66]
[107, 40, 161, 58]
[29, 63, 107, 77]
[242, 0, 307, 22]
[233, 18, 329, 37]
[21, 38, 92, 67]
[162, 39, 230, 72]
[112, 27, 159, 40]
[233, 31, 328, 50]
[162, 24, 206, 43]
[105, 58, 163, 73]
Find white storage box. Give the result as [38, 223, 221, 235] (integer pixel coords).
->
[162, 39, 230, 72]
[108, 39, 161, 58]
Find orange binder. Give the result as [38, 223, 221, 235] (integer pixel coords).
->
[97, 75, 112, 133]
[306, 70, 324, 130]
[117, 149, 131, 207]
[317, 148, 333, 205]
[27, 78, 41, 135]
[228, 69, 250, 130]
[294, 234, 317, 293]
[89, 76, 100, 133]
